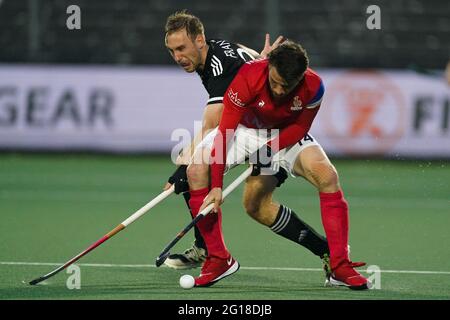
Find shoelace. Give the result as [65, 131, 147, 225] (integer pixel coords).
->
[349, 261, 366, 268]
[201, 258, 212, 273]
[183, 246, 205, 261]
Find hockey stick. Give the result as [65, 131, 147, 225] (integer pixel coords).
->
[28, 186, 175, 285]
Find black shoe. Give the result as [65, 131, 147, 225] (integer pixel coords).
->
[163, 243, 207, 270]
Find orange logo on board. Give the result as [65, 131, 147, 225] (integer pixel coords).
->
[322, 71, 407, 156]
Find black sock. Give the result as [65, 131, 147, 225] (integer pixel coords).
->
[270, 205, 329, 257]
[182, 192, 207, 251]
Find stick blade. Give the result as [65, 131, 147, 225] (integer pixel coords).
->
[29, 276, 47, 286]
[155, 252, 170, 267]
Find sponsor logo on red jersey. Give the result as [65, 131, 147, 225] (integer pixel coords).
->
[228, 88, 246, 107]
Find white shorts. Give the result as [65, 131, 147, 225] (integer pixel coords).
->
[196, 124, 322, 177]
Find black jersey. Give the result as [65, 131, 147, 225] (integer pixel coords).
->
[197, 39, 255, 105]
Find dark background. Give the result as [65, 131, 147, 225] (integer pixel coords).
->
[1, 0, 448, 69]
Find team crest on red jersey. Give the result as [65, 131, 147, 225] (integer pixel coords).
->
[291, 96, 303, 111]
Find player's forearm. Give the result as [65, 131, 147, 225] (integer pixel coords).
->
[268, 108, 319, 152]
[237, 43, 261, 59]
[268, 123, 311, 152]
[210, 123, 228, 189]
[210, 106, 245, 189]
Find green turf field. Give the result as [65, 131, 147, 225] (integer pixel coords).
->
[0, 153, 449, 300]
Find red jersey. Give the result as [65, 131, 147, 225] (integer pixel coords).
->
[210, 59, 324, 189]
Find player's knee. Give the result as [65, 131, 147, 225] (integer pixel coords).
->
[186, 163, 209, 185]
[244, 202, 274, 226]
[306, 161, 340, 192]
[243, 197, 261, 218]
[243, 195, 273, 225]
[243, 186, 264, 219]
[243, 177, 277, 225]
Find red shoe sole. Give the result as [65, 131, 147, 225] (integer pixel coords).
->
[195, 261, 240, 288]
[328, 276, 372, 290]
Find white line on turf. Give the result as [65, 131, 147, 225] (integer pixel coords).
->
[1, 261, 450, 275]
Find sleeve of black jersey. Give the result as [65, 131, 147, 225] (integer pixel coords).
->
[206, 72, 236, 105]
[205, 41, 254, 105]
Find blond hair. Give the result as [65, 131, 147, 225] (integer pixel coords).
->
[165, 10, 204, 41]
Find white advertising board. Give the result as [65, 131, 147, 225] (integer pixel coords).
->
[0, 65, 448, 157]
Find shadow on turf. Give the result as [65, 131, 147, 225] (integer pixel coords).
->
[0, 275, 336, 300]
[0, 277, 370, 300]
[4, 268, 439, 300]
[1, 279, 437, 300]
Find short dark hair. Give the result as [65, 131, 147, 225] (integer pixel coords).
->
[165, 10, 204, 41]
[268, 40, 309, 85]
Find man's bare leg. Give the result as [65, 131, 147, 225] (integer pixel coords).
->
[242, 175, 329, 258]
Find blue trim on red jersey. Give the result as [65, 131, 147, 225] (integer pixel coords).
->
[308, 80, 324, 106]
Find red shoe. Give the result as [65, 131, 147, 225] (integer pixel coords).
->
[328, 262, 371, 290]
[350, 261, 366, 268]
[346, 245, 366, 268]
[194, 256, 240, 287]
